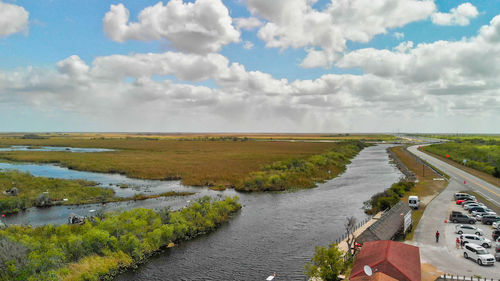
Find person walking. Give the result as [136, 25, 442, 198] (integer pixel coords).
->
[460, 235, 464, 248]
[435, 230, 440, 243]
[456, 237, 460, 248]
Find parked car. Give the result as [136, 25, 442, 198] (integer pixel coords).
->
[495, 246, 500, 262]
[468, 206, 489, 214]
[455, 224, 483, 236]
[463, 243, 495, 266]
[462, 234, 492, 248]
[481, 215, 500, 225]
[493, 229, 500, 241]
[457, 198, 477, 205]
[455, 193, 472, 200]
[471, 208, 496, 217]
[450, 212, 476, 224]
[464, 203, 484, 210]
[493, 221, 500, 229]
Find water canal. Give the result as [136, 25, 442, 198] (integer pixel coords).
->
[0, 144, 403, 280]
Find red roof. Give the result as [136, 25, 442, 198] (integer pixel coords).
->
[350, 272, 398, 281]
[350, 240, 421, 281]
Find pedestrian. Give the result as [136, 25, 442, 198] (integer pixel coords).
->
[455, 237, 460, 248]
[460, 235, 464, 248]
[435, 230, 440, 243]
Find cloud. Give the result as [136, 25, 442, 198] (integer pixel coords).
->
[103, 0, 240, 54]
[242, 41, 254, 49]
[234, 17, 263, 30]
[431, 2, 478, 26]
[246, 0, 436, 68]
[0, 0, 29, 37]
[1, 13, 500, 132]
[393, 32, 405, 40]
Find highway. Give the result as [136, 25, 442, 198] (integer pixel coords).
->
[408, 145, 499, 277]
[408, 145, 499, 207]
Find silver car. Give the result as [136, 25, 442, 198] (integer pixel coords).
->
[455, 224, 483, 236]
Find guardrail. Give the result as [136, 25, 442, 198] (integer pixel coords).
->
[437, 274, 499, 281]
[333, 216, 372, 244]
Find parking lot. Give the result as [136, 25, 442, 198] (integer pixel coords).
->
[444, 196, 499, 267]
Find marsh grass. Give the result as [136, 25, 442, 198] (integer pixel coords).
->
[0, 137, 366, 191]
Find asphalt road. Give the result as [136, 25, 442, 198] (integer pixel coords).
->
[408, 145, 499, 278]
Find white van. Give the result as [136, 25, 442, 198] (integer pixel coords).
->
[408, 196, 419, 209]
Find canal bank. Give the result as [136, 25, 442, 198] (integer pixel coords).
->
[114, 144, 403, 281]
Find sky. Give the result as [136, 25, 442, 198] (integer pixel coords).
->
[0, 0, 499, 133]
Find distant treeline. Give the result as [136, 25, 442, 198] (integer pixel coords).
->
[0, 196, 241, 281]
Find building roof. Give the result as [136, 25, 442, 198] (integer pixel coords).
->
[357, 201, 412, 243]
[350, 272, 398, 281]
[350, 240, 421, 281]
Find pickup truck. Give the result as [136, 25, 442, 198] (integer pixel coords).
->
[450, 211, 476, 224]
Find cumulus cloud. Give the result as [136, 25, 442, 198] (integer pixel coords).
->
[103, 0, 240, 54]
[234, 17, 263, 30]
[432, 2, 478, 26]
[1, 12, 500, 132]
[0, 0, 29, 37]
[246, 0, 436, 68]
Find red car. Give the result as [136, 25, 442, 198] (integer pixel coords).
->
[456, 199, 477, 205]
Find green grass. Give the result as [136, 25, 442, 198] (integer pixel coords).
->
[424, 139, 500, 177]
[0, 136, 366, 191]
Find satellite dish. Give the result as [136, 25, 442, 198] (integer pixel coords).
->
[363, 265, 373, 276]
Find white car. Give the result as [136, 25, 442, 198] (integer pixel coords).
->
[493, 221, 500, 229]
[463, 243, 495, 266]
[472, 209, 496, 217]
[464, 203, 484, 210]
[455, 225, 483, 236]
[462, 234, 492, 248]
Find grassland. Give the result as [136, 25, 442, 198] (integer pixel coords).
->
[0, 136, 366, 191]
[0, 196, 241, 281]
[0, 132, 396, 141]
[422, 137, 499, 184]
[0, 169, 195, 214]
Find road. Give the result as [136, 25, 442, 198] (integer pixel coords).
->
[408, 145, 499, 278]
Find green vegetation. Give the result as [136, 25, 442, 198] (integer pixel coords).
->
[0, 196, 241, 281]
[240, 142, 366, 191]
[0, 170, 194, 214]
[0, 170, 113, 214]
[305, 243, 347, 281]
[0, 137, 366, 191]
[424, 138, 500, 178]
[363, 180, 415, 215]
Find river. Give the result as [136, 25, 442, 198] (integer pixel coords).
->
[115, 144, 403, 281]
[1, 144, 402, 280]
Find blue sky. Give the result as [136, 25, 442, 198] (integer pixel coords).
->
[0, 0, 499, 132]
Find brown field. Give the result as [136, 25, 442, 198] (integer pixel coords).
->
[0, 136, 355, 188]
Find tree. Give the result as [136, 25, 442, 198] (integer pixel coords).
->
[344, 216, 357, 259]
[305, 243, 345, 281]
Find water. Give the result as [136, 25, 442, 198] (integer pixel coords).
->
[0, 145, 114, 152]
[1, 144, 402, 280]
[114, 144, 402, 281]
[0, 162, 189, 197]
